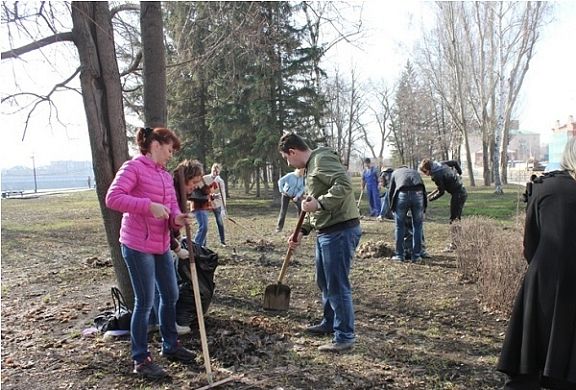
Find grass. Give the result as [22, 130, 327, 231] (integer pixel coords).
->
[355, 177, 525, 223]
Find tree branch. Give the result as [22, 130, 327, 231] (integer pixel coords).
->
[120, 50, 142, 77]
[2, 67, 82, 140]
[1, 31, 74, 59]
[110, 3, 140, 19]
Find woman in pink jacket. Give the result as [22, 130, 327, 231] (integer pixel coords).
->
[106, 127, 196, 380]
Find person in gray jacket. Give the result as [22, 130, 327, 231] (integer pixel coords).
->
[387, 166, 427, 262]
[276, 168, 305, 233]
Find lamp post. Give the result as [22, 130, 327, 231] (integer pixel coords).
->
[31, 154, 37, 193]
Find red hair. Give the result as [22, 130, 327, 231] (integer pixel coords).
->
[136, 127, 181, 155]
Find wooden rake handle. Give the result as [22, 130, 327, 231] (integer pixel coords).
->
[178, 168, 213, 384]
[277, 210, 307, 284]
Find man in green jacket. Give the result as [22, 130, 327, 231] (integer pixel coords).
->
[278, 133, 362, 353]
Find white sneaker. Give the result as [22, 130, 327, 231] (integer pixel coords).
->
[176, 324, 191, 335]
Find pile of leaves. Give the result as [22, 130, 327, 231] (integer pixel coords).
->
[356, 240, 395, 259]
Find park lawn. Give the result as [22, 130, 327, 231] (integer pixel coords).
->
[0, 184, 519, 389]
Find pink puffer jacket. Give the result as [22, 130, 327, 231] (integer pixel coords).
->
[105, 155, 182, 255]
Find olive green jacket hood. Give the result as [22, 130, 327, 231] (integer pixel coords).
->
[302, 147, 360, 234]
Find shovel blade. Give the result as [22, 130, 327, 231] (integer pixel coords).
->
[262, 283, 291, 311]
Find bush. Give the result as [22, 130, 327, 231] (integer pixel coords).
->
[454, 216, 527, 315]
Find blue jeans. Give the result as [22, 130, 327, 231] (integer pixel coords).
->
[379, 191, 393, 219]
[394, 191, 424, 259]
[315, 224, 362, 344]
[194, 210, 209, 246]
[121, 244, 179, 363]
[212, 207, 226, 244]
[366, 184, 381, 217]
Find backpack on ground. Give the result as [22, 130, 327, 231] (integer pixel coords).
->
[94, 287, 132, 332]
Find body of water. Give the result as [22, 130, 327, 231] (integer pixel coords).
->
[1, 175, 94, 192]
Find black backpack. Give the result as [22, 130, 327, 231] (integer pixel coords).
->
[94, 287, 132, 332]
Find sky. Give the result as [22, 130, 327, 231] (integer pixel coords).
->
[1, 1, 575, 169]
[324, 1, 576, 146]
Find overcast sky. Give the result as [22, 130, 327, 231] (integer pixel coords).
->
[2, 1, 574, 169]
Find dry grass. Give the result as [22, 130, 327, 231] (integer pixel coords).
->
[454, 216, 527, 315]
[1, 187, 514, 389]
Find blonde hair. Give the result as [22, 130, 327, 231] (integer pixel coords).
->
[211, 163, 221, 171]
[560, 137, 576, 180]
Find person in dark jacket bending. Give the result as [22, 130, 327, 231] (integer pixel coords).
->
[387, 166, 427, 262]
[419, 159, 467, 251]
[497, 137, 576, 389]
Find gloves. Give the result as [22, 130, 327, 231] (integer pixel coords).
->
[176, 247, 189, 260]
[220, 208, 227, 218]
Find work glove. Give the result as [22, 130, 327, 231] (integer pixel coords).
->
[175, 247, 189, 260]
[220, 208, 227, 218]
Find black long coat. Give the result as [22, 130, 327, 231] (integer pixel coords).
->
[497, 171, 576, 383]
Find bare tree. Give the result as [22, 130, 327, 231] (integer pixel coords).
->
[325, 67, 366, 167]
[417, 2, 550, 191]
[2, 2, 137, 300]
[495, 2, 549, 187]
[427, 3, 476, 185]
[366, 82, 394, 162]
[301, 1, 364, 139]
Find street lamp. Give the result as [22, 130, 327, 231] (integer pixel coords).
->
[31, 154, 37, 193]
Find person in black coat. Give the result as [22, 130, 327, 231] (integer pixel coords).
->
[497, 137, 576, 390]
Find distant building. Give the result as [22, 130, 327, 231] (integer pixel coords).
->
[548, 115, 576, 164]
[469, 121, 542, 167]
[508, 130, 541, 162]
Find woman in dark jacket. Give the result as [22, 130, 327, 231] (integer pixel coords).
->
[497, 137, 576, 389]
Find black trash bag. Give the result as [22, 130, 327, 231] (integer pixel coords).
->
[176, 240, 218, 327]
[94, 287, 132, 332]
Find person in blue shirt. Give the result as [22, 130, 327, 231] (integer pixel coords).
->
[276, 168, 305, 233]
[377, 167, 394, 220]
[361, 158, 381, 217]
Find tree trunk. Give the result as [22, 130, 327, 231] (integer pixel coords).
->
[141, 2, 167, 127]
[71, 2, 132, 302]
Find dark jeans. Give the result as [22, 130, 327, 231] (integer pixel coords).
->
[449, 189, 467, 222]
[276, 194, 301, 231]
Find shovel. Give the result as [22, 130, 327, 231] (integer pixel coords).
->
[357, 188, 363, 214]
[262, 209, 307, 311]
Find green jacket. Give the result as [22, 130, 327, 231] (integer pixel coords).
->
[301, 147, 360, 234]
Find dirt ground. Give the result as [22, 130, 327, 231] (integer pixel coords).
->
[1, 190, 509, 389]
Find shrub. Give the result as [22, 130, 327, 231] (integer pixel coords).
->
[454, 216, 527, 315]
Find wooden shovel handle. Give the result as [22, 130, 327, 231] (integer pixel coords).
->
[178, 167, 213, 383]
[277, 209, 307, 284]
